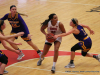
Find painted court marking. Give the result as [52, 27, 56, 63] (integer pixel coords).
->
[6, 56, 83, 75]
[3, 50, 98, 75]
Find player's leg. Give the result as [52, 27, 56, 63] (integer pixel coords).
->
[27, 41, 41, 56]
[51, 41, 60, 73]
[65, 43, 81, 68]
[37, 42, 52, 66]
[9, 37, 19, 50]
[9, 37, 25, 60]
[84, 52, 100, 62]
[0, 63, 6, 74]
[21, 33, 42, 56]
[0, 54, 8, 75]
[0, 62, 8, 74]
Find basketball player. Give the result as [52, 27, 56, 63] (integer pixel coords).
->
[0, 5, 42, 60]
[37, 13, 66, 73]
[0, 20, 24, 75]
[53, 18, 100, 68]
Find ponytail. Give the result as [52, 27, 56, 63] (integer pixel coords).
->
[10, 5, 28, 17]
[41, 19, 50, 26]
[17, 12, 28, 17]
[41, 13, 56, 26]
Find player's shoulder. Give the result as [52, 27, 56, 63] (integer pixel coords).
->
[4, 13, 9, 16]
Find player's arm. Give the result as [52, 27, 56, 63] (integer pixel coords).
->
[0, 32, 24, 40]
[0, 13, 8, 20]
[80, 24, 94, 35]
[41, 24, 48, 35]
[54, 28, 75, 39]
[1, 40, 20, 54]
[18, 14, 30, 34]
[59, 22, 66, 33]
[6, 39, 22, 45]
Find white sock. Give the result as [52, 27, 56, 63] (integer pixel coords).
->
[53, 62, 56, 67]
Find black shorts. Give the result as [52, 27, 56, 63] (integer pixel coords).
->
[0, 55, 8, 64]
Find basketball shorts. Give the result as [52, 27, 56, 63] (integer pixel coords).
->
[10, 31, 31, 42]
[0, 51, 8, 64]
[78, 37, 92, 52]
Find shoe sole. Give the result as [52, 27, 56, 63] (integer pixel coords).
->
[51, 70, 55, 73]
[65, 66, 75, 68]
[17, 54, 25, 60]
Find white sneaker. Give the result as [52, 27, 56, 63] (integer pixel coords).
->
[4, 70, 8, 74]
[17, 53, 25, 60]
[65, 63, 75, 68]
[97, 54, 100, 62]
[37, 58, 43, 66]
[51, 66, 55, 73]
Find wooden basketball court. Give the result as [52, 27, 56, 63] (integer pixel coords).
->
[0, 0, 100, 75]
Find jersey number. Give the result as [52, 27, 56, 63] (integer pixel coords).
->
[81, 29, 87, 35]
[51, 31, 56, 34]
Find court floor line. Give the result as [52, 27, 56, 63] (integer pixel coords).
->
[6, 56, 83, 75]
[13, 65, 83, 75]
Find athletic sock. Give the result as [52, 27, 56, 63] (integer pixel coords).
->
[37, 50, 41, 54]
[17, 48, 22, 52]
[93, 55, 97, 59]
[53, 62, 56, 67]
[70, 60, 74, 64]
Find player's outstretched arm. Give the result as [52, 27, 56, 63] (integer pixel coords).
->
[80, 24, 94, 35]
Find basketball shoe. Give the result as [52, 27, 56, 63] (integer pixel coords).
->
[65, 63, 75, 68]
[51, 66, 55, 73]
[17, 53, 25, 60]
[4, 70, 8, 74]
[96, 54, 100, 62]
[37, 56, 44, 66]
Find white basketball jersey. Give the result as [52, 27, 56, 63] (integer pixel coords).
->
[45, 20, 62, 43]
[47, 20, 62, 35]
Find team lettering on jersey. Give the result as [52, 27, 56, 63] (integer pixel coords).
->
[9, 21, 20, 28]
[50, 27, 57, 34]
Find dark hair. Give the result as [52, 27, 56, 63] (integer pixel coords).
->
[10, 5, 28, 17]
[0, 20, 4, 32]
[71, 18, 78, 26]
[41, 13, 56, 26]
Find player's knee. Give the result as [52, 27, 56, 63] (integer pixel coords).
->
[81, 52, 87, 56]
[54, 49, 59, 53]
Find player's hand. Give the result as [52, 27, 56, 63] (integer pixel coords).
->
[17, 32, 24, 36]
[53, 35, 58, 39]
[14, 43, 22, 45]
[28, 34, 32, 39]
[90, 30, 94, 35]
